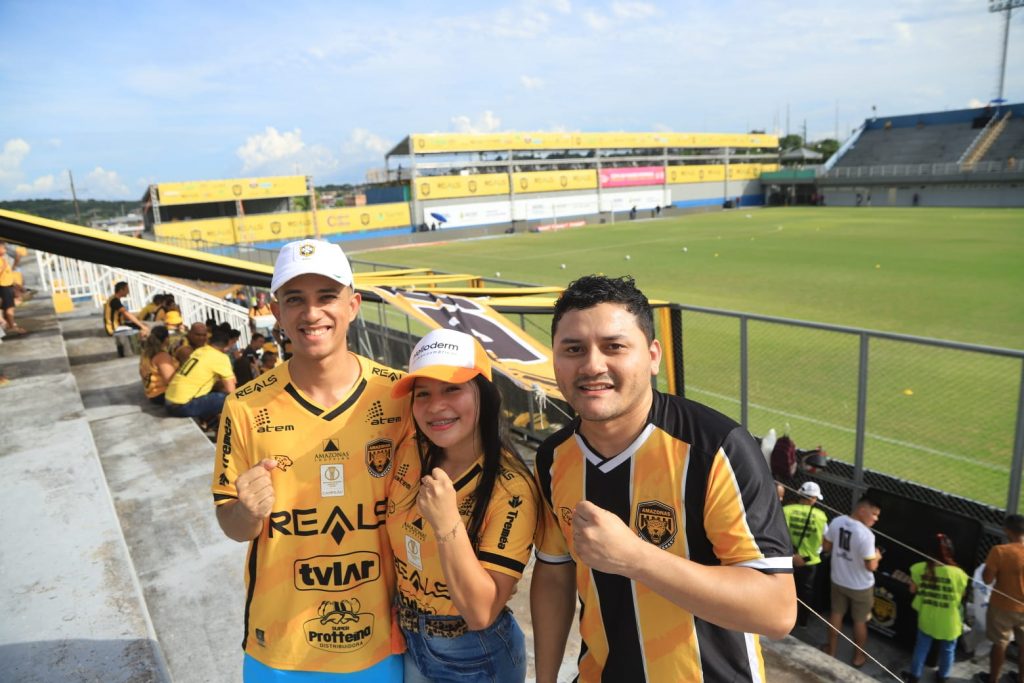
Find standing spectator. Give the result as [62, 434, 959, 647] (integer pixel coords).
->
[978, 514, 1024, 683]
[211, 238, 412, 681]
[248, 291, 274, 337]
[0, 243, 25, 335]
[173, 322, 209, 364]
[232, 333, 265, 387]
[386, 329, 539, 683]
[165, 325, 235, 426]
[822, 495, 882, 668]
[905, 533, 968, 683]
[784, 481, 829, 628]
[531, 275, 795, 683]
[139, 326, 179, 406]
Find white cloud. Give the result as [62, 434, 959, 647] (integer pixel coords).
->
[611, 1, 656, 19]
[84, 166, 131, 198]
[493, 6, 552, 38]
[520, 75, 545, 89]
[546, 0, 572, 14]
[15, 175, 56, 195]
[968, 98, 986, 109]
[583, 10, 610, 31]
[451, 111, 503, 134]
[0, 138, 31, 185]
[236, 126, 339, 176]
[343, 128, 392, 158]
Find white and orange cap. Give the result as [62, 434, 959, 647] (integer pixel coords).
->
[391, 328, 492, 398]
[271, 239, 354, 294]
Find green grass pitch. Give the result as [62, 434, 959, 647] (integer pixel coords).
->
[355, 207, 1024, 508]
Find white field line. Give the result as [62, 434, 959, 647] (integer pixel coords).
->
[690, 386, 1010, 475]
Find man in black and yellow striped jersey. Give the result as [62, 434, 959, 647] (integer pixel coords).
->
[103, 280, 148, 337]
[531, 275, 796, 683]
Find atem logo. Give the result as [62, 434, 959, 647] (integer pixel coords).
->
[365, 400, 401, 426]
[269, 500, 387, 544]
[235, 374, 278, 398]
[294, 551, 380, 592]
[497, 508, 519, 550]
[255, 408, 295, 433]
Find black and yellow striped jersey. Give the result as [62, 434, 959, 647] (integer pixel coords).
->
[212, 356, 413, 674]
[534, 390, 793, 682]
[103, 295, 126, 335]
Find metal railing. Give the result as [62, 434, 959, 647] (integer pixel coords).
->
[36, 250, 253, 344]
[825, 159, 1021, 178]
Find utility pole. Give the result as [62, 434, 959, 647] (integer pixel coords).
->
[68, 170, 82, 224]
[989, 0, 1023, 104]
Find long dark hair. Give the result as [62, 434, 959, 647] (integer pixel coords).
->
[141, 325, 169, 360]
[413, 374, 535, 551]
[924, 533, 958, 583]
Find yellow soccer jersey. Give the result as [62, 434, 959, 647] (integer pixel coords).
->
[165, 344, 233, 405]
[534, 390, 793, 683]
[386, 441, 538, 617]
[211, 356, 413, 673]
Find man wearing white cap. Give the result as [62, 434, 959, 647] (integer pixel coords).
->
[783, 481, 829, 628]
[212, 239, 412, 683]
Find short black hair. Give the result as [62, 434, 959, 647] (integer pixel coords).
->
[856, 494, 880, 510]
[1005, 514, 1024, 535]
[552, 275, 654, 342]
[209, 326, 232, 347]
[228, 328, 241, 341]
[114, 280, 128, 292]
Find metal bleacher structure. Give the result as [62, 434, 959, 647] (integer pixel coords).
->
[816, 102, 1024, 206]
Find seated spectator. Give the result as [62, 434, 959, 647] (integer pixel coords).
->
[139, 326, 179, 406]
[162, 309, 186, 335]
[226, 328, 242, 360]
[232, 333, 265, 387]
[173, 322, 208, 364]
[138, 294, 166, 321]
[154, 294, 176, 322]
[165, 325, 236, 426]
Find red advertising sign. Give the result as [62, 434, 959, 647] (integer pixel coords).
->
[599, 166, 666, 188]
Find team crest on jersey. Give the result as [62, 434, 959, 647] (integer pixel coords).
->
[559, 506, 573, 526]
[365, 438, 393, 477]
[636, 500, 678, 549]
[305, 599, 374, 652]
[273, 455, 294, 471]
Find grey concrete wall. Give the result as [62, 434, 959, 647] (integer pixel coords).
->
[822, 183, 1024, 207]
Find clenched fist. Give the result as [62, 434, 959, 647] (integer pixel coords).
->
[235, 459, 279, 522]
[572, 500, 644, 576]
[419, 467, 461, 536]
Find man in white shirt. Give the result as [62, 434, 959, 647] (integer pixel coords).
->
[822, 495, 882, 668]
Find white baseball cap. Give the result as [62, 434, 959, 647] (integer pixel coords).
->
[797, 481, 824, 500]
[391, 328, 492, 398]
[271, 239, 354, 294]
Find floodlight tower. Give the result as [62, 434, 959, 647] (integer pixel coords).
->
[990, 0, 1024, 104]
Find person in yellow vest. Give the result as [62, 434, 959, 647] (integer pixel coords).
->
[165, 325, 235, 423]
[386, 328, 539, 683]
[103, 281, 148, 337]
[783, 481, 829, 628]
[139, 326, 180, 406]
[904, 533, 968, 683]
[211, 238, 413, 683]
[0, 242, 26, 335]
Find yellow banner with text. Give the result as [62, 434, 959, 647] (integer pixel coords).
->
[156, 175, 308, 206]
[415, 174, 510, 200]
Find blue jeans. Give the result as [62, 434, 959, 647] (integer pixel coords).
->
[910, 629, 956, 678]
[166, 391, 227, 421]
[402, 609, 525, 683]
[243, 653, 402, 682]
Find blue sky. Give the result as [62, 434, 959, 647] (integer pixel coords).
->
[1, 0, 1020, 200]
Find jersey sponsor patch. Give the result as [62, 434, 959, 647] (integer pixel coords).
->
[306, 599, 375, 653]
[320, 464, 345, 497]
[294, 552, 381, 592]
[405, 535, 423, 571]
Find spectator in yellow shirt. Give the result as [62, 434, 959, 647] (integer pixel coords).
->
[165, 325, 235, 424]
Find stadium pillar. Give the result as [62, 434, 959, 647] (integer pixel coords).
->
[853, 333, 870, 505]
[1007, 360, 1024, 514]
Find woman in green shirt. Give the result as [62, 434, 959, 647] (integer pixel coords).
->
[906, 533, 969, 683]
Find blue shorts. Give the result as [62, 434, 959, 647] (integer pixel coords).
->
[402, 609, 525, 683]
[243, 654, 403, 683]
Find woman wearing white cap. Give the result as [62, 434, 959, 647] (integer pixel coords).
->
[387, 328, 539, 683]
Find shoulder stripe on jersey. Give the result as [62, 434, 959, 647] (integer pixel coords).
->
[241, 536, 260, 650]
[575, 423, 656, 473]
[213, 493, 237, 503]
[453, 463, 483, 491]
[535, 422, 577, 509]
[477, 551, 526, 574]
[285, 383, 323, 416]
[322, 378, 367, 421]
[736, 556, 794, 572]
[535, 549, 573, 564]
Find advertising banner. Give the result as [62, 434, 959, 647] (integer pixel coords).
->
[423, 200, 512, 229]
[511, 169, 597, 193]
[157, 175, 308, 206]
[319, 203, 411, 235]
[235, 212, 313, 243]
[154, 217, 236, 245]
[410, 132, 778, 154]
[599, 166, 666, 188]
[665, 165, 726, 184]
[512, 194, 599, 221]
[599, 189, 664, 212]
[415, 173, 510, 200]
[372, 287, 563, 400]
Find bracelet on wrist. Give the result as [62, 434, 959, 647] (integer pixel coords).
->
[436, 521, 462, 544]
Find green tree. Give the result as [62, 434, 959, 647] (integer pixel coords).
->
[779, 134, 804, 150]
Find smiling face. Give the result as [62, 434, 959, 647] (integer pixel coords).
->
[552, 302, 661, 436]
[271, 273, 360, 363]
[411, 377, 481, 463]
